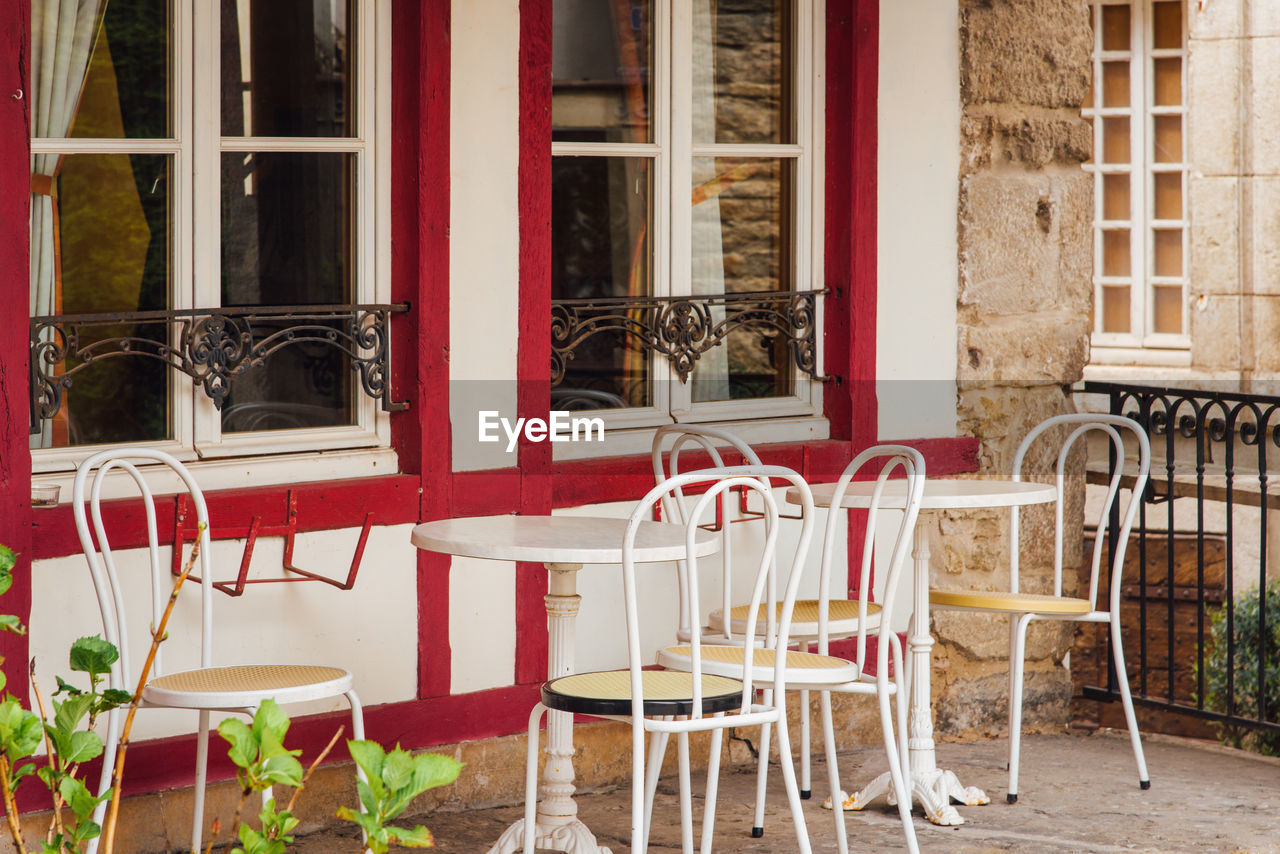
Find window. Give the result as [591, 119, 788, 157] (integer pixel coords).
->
[549, 0, 824, 432]
[29, 0, 390, 472]
[1085, 0, 1188, 352]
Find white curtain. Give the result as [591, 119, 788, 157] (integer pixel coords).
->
[29, 0, 107, 447]
[689, 0, 730, 402]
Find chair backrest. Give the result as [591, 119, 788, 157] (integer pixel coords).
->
[1009, 413, 1151, 613]
[651, 425, 771, 641]
[623, 466, 815, 719]
[814, 446, 925, 676]
[72, 448, 216, 693]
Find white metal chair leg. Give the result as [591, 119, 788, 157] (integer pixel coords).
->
[819, 690, 849, 854]
[345, 689, 368, 846]
[799, 688, 812, 798]
[890, 633, 910, 791]
[772, 711, 814, 854]
[643, 728, 670, 844]
[752, 691, 773, 838]
[191, 710, 211, 854]
[1109, 614, 1150, 788]
[1007, 614, 1032, 803]
[677, 731, 694, 854]
[879, 687, 920, 854]
[701, 722, 725, 854]
[522, 704, 546, 854]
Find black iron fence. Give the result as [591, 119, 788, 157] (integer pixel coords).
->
[1081, 381, 1280, 747]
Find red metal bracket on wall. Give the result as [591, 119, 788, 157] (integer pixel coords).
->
[171, 489, 373, 596]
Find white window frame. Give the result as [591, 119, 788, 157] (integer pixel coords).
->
[551, 0, 826, 454]
[31, 0, 393, 484]
[1086, 0, 1189, 358]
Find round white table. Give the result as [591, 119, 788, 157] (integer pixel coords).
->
[411, 515, 718, 854]
[786, 477, 1057, 826]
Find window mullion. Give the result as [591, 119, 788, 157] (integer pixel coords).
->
[1129, 0, 1147, 341]
[667, 0, 692, 417]
[191, 0, 222, 450]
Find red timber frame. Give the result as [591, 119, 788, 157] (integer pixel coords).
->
[0, 0, 977, 805]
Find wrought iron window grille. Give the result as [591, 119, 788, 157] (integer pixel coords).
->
[550, 288, 830, 387]
[29, 303, 410, 435]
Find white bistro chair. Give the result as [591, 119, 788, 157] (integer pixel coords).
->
[72, 448, 365, 854]
[930, 413, 1152, 802]
[657, 447, 925, 854]
[652, 424, 888, 817]
[521, 466, 816, 854]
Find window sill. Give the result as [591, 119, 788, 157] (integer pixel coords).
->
[550, 414, 831, 462]
[33, 446, 400, 503]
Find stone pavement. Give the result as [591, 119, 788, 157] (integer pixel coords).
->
[287, 730, 1280, 853]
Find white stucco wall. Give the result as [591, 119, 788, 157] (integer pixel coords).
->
[876, 0, 960, 441]
[449, 0, 522, 474]
[30, 524, 420, 742]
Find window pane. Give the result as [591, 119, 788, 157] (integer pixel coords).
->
[692, 0, 792, 144]
[55, 0, 171, 139]
[32, 153, 173, 448]
[1152, 1, 1182, 50]
[221, 152, 355, 430]
[1102, 228, 1131, 277]
[551, 156, 653, 409]
[552, 0, 653, 144]
[1102, 285, 1130, 333]
[1102, 60, 1129, 107]
[1103, 117, 1130, 163]
[1153, 57, 1182, 106]
[222, 0, 354, 137]
[1103, 173, 1130, 220]
[1153, 115, 1182, 162]
[690, 157, 793, 402]
[1101, 4, 1130, 51]
[1154, 171, 1182, 219]
[1153, 228, 1182, 276]
[1153, 286, 1182, 334]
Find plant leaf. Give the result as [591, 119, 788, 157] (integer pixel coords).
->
[68, 636, 118, 679]
[62, 730, 103, 765]
[0, 614, 26, 635]
[217, 718, 258, 770]
[386, 824, 435, 848]
[0, 544, 16, 575]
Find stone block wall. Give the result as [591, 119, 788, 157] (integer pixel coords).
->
[934, 0, 1096, 739]
[1186, 0, 1280, 377]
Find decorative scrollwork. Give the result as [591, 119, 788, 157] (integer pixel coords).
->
[29, 304, 410, 435]
[550, 289, 829, 386]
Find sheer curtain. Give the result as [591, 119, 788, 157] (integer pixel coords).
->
[29, 0, 108, 447]
[689, 0, 730, 402]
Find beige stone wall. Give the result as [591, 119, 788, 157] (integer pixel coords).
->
[1186, 0, 1280, 377]
[935, 0, 1096, 739]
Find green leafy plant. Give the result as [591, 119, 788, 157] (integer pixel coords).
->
[0, 536, 463, 852]
[1202, 579, 1280, 755]
[210, 700, 463, 854]
[337, 741, 462, 853]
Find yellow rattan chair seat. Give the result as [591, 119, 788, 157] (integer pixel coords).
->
[144, 664, 352, 707]
[929, 590, 1093, 616]
[709, 599, 883, 638]
[657, 644, 860, 684]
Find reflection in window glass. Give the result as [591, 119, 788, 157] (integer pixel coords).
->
[51, 154, 173, 447]
[552, 0, 652, 144]
[690, 157, 792, 402]
[62, 0, 171, 139]
[551, 156, 653, 409]
[222, 0, 354, 138]
[220, 152, 355, 430]
[692, 0, 792, 145]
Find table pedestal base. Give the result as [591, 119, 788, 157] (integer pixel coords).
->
[837, 767, 988, 826]
[488, 817, 613, 854]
